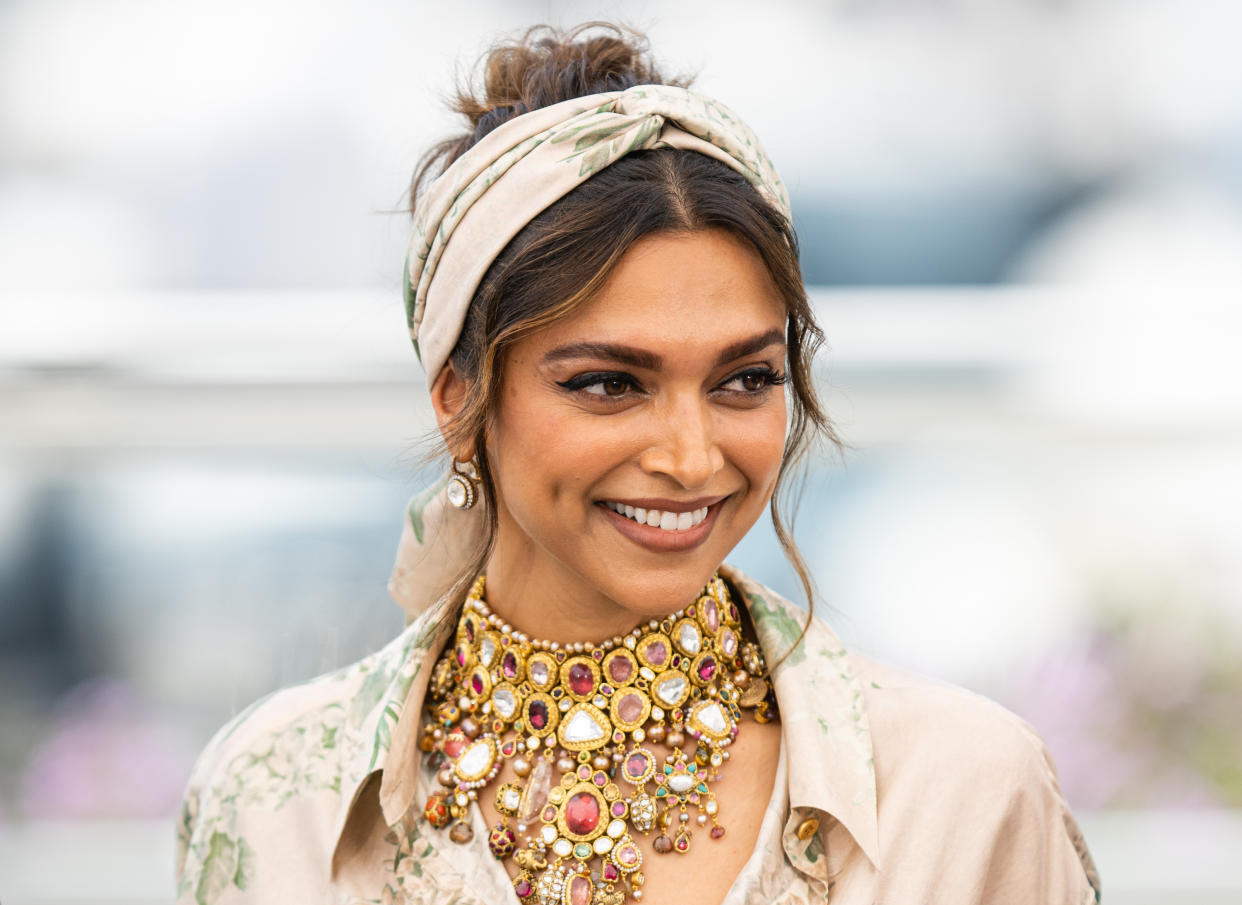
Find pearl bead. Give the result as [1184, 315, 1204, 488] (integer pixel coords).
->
[633, 892, 643, 901]
[697, 814, 707, 825]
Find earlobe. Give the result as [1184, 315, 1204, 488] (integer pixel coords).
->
[429, 363, 474, 459]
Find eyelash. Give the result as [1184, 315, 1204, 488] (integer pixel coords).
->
[556, 366, 787, 402]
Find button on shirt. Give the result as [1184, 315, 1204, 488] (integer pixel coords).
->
[175, 565, 1101, 904]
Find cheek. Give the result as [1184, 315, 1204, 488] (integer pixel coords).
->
[731, 401, 788, 488]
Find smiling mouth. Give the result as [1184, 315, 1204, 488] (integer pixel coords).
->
[601, 501, 711, 532]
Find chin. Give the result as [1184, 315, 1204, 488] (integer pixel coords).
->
[598, 559, 725, 617]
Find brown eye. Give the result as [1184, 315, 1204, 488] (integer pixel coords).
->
[740, 372, 765, 391]
[602, 377, 629, 396]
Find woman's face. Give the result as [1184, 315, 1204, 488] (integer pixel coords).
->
[482, 229, 789, 626]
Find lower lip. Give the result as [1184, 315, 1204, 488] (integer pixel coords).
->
[596, 501, 725, 553]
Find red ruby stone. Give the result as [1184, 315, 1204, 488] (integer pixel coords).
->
[697, 656, 717, 681]
[568, 662, 594, 696]
[625, 752, 648, 780]
[675, 834, 690, 852]
[443, 733, 466, 759]
[502, 651, 519, 678]
[565, 791, 601, 836]
[608, 657, 633, 683]
[602, 863, 620, 882]
[646, 641, 667, 666]
[528, 699, 548, 730]
[710, 825, 726, 839]
[470, 673, 484, 694]
[514, 878, 533, 898]
[611, 801, 627, 817]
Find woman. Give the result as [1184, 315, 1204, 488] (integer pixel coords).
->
[175, 24, 1100, 905]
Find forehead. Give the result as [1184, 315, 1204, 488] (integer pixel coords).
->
[530, 230, 786, 353]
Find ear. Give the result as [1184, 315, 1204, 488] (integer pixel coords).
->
[429, 362, 475, 460]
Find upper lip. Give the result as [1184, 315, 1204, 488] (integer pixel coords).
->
[598, 494, 729, 513]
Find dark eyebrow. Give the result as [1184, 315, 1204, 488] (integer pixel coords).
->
[714, 329, 786, 366]
[542, 342, 662, 369]
[541, 329, 785, 371]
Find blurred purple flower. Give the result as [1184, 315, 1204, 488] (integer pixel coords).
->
[18, 677, 195, 819]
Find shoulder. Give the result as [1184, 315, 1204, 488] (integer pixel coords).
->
[175, 614, 440, 901]
[184, 618, 421, 796]
[851, 654, 1100, 901]
[854, 653, 1055, 787]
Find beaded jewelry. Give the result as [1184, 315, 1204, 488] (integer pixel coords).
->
[420, 573, 777, 905]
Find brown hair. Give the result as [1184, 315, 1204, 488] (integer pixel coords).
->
[409, 23, 840, 659]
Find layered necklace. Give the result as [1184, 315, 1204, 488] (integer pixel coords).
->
[419, 573, 776, 905]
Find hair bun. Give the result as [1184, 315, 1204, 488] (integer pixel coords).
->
[458, 23, 682, 137]
[410, 23, 688, 212]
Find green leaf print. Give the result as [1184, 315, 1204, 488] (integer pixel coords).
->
[196, 831, 237, 905]
[407, 474, 449, 544]
[351, 664, 395, 728]
[233, 838, 255, 890]
[576, 144, 613, 178]
[746, 591, 807, 667]
[624, 116, 661, 154]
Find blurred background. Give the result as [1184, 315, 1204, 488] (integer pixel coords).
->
[2, 0, 1241, 902]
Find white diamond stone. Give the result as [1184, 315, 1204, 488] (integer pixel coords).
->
[607, 819, 626, 838]
[594, 836, 613, 854]
[553, 838, 573, 858]
[695, 701, 728, 735]
[655, 674, 687, 706]
[479, 636, 496, 666]
[668, 773, 694, 793]
[493, 688, 516, 719]
[530, 661, 549, 684]
[562, 707, 606, 743]
[502, 788, 522, 811]
[542, 825, 558, 844]
[455, 740, 494, 779]
[678, 623, 701, 655]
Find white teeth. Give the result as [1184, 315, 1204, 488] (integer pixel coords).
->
[604, 501, 716, 531]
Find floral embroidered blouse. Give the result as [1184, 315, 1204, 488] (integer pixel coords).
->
[175, 565, 1101, 904]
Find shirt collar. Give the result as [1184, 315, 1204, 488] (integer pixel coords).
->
[330, 564, 880, 877]
[721, 565, 881, 869]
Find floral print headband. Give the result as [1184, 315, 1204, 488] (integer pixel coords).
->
[402, 83, 792, 385]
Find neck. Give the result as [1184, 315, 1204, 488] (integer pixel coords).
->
[482, 550, 654, 646]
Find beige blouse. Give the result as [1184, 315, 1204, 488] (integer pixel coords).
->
[175, 565, 1101, 904]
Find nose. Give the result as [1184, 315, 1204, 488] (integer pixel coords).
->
[637, 396, 724, 490]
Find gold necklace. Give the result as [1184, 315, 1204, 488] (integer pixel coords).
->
[420, 573, 776, 905]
